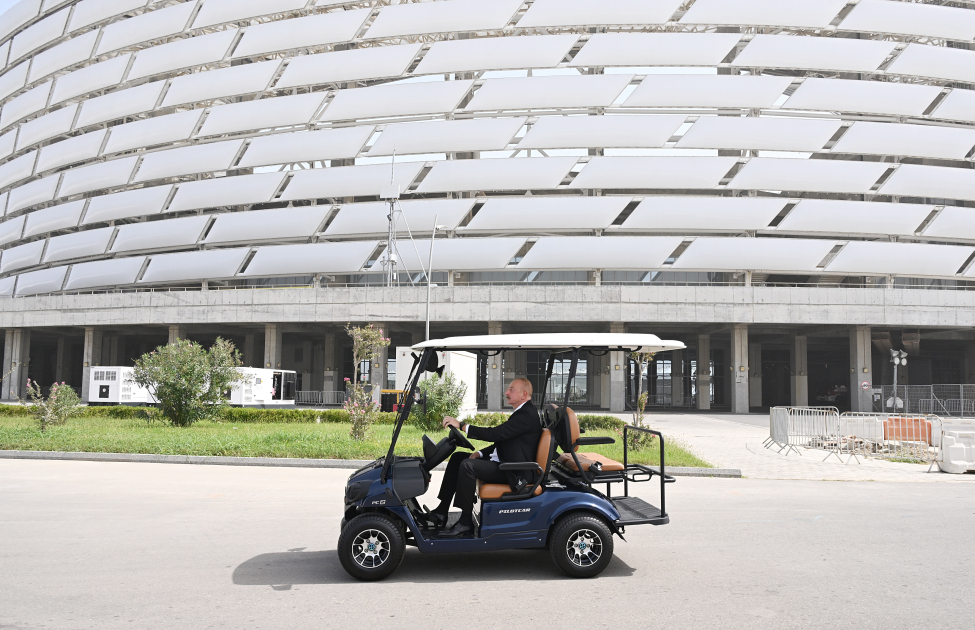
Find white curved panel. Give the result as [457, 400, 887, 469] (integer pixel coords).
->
[369, 118, 524, 156]
[27, 28, 97, 82]
[0, 61, 28, 101]
[681, 0, 848, 29]
[22, 199, 84, 237]
[933, 89, 975, 124]
[777, 200, 933, 237]
[0, 0, 42, 43]
[128, 29, 236, 81]
[832, 122, 975, 161]
[673, 237, 838, 273]
[879, 165, 975, 202]
[415, 35, 577, 75]
[36, 129, 106, 172]
[168, 172, 286, 212]
[0, 214, 25, 245]
[827, 242, 973, 278]
[465, 197, 629, 232]
[325, 199, 474, 236]
[83, 185, 173, 224]
[161, 59, 280, 108]
[623, 75, 792, 109]
[0, 129, 15, 160]
[366, 0, 523, 39]
[0, 239, 45, 272]
[887, 44, 975, 85]
[281, 162, 424, 201]
[198, 93, 326, 137]
[104, 110, 203, 154]
[238, 126, 372, 168]
[617, 197, 786, 232]
[466, 75, 632, 111]
[839, 0, 975, 41]
[677, 116, 841, 152]
[134, 140, 244, 183]
[783, 78, 941, 118]
[277, 44, 422, 90]
[51, 53, 130, 104]
[44, 226, 112, 262]
[320, 80, 473, 122]
[65, 256, 146, 290]
[0, 275, 15, 296]
[59, 156, 138, 197]
[9, 7, 68, 62]
[417, 157, 577, 193]
[379, 237, 526, 272]
[570, 33, 740, 68]
[0, 81, 51, 128]
[519, 236, 683, 270]
[15, 266, 66, 295]
[925, 207, 975, 241]
[16, 102, 76, 149]
[75, 81, 165, 128]
[204, 206, 328, 244]
[70, 0, 149, 32]
[7, 173, 58, 212]
[242, 240, 378, 277]
[233, 9, 370, 59]
[733, 35, 895, 74]
[194, 0, 306, 29]
[571, 157, 738, 190]
[96, 1, 196, 55]
[729, 158, 889, 194]
[140, 248, 250, 283]
[0, 150, 36, 189]
[111, 215, 209, 252]
[520, 0, 682, 28]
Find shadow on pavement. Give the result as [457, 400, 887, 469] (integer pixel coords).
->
[233, 548, 635, 586]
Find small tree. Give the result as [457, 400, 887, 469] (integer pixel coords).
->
[410, 371, 467, 431]
[132, 337, 245, 427]
[344, 324, 391, 440]
[21, 380, 81, 433]
[629, 351, 657, 451]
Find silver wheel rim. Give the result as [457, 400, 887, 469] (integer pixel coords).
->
[566, 528, 602, 567]
[352, 528, 390, 569]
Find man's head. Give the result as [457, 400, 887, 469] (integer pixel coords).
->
[505, 378, 533, 408]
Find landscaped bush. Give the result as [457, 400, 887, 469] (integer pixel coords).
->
[465, 411, 625, 432]
[23, 380, 82, 433]
[218, 407, 398, 425]
[410, 372, 467, 431]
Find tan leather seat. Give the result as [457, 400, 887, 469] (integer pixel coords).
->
[478, 429, 550, 500]
[556, 408, 625, 473]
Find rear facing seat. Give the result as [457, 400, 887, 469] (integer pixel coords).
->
[555, 408, 625, 473]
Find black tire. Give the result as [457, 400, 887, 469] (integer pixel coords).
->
[549, 513, 615, 579]
[337, 514, 406, 581]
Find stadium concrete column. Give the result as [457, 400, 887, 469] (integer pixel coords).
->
[369, 323, 387, 404]
[671, 349, 684, 406]
[1, 330, 14, 400]
[610, 322, 626, 413]
[7, 329, 30, 399]
[55, 337, 66, 383]
[850, 326, 872, 412]
[791, 335, 809, 406]
[80, 327, 102, 402]
[748, 342, 762, 408]
[696, 334, 711, 410]
[264, 324, 282, 369]
[168, 325, 185, 345]
[243, 334, 256, 368]
[730, 324, 749, 414]
[107, 335, 119, 366]
[322, 333, 336, 394]
[487, 322, 503, 411]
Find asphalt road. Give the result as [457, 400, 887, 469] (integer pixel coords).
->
[1, 459, 971, 630]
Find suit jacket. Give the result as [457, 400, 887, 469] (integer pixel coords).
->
[467, 401, 542, 488]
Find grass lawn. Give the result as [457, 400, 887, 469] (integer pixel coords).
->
[0, 415, 712, 468]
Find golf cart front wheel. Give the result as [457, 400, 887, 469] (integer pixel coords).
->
[338, 514, 405, 581]
[550, 514, 614, 578]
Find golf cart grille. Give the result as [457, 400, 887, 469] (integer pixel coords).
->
[612, 496, 667, 526]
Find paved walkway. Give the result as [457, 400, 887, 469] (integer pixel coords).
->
[631, 412, 975, 483]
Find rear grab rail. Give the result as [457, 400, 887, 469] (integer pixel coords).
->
[622, 425, 670, 519]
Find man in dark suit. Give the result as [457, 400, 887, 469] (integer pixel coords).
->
[432, 378, 542, 537]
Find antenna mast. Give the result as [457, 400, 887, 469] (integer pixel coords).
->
[380, 150, 401, 287]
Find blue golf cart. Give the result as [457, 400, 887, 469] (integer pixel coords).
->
[337, 333, 685, 580]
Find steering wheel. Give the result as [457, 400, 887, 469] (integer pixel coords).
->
[449, 424, 475, 451]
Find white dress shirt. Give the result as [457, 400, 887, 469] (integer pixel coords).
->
[465, 400, 527, 463]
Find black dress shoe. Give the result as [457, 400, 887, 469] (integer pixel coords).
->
[439, 522, 473, 538]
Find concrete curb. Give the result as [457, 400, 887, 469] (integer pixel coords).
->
[0, 450, 742, 477]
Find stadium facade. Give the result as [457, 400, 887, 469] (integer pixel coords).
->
[2, 0, 975, 414]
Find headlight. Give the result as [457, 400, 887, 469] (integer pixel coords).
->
[345, 481, 369, 504]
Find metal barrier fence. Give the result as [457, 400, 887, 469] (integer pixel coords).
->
[881, 384, 975, 417]
[296, 391, 345, 406]
[764, 407, 839, 456]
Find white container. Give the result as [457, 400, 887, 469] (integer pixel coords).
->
[395, 347, 478, 419]
[88, 367, 156, 405]
[230, 368, 297, 408]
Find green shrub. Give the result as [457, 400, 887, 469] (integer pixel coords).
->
[410, 372, 467, 431]
[0, 404, 32, 417]
[463, 412, 624, 432]
[23, 380, 82, 433]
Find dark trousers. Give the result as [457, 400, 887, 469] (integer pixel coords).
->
[438, 452, 507, 524]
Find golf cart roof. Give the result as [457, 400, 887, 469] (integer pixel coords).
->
[412, 333, 685, 353]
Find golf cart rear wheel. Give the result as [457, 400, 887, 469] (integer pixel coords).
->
[550, 514, 614, 578]
[338, 514, 405, 581]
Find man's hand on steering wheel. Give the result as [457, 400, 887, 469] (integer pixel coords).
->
[442, 416, 461, 430]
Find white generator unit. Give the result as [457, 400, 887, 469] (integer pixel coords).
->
[395, 347, 478, 420]
[230, 368, 297, 408]
[87, 367, 157, 405]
